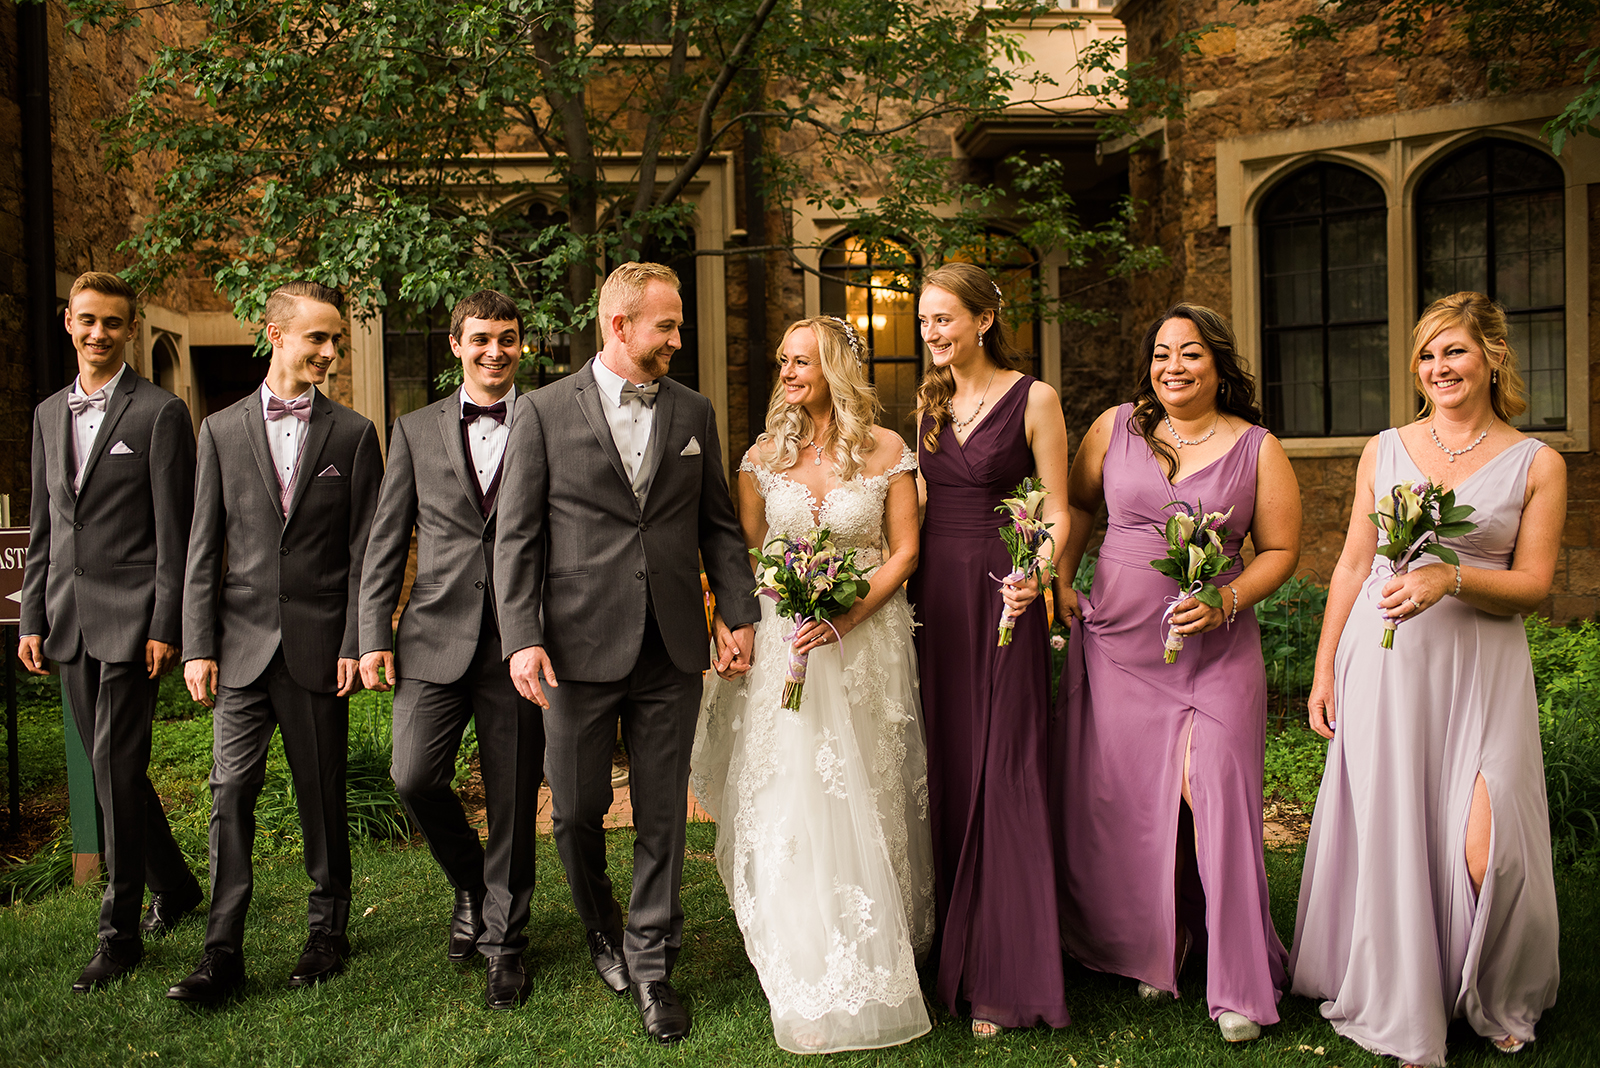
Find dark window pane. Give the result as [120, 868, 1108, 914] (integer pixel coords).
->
[1327, 324, 1388, 435]
[1264, 329, 1326, 436]
[1419, 148, 1489, 201]
[820, 235, 924, 430]
[1491, 143, 1563, 194]
[1507, 310, 1567, 428]
[1260, 167, 1323, 221]
[1263, 220, 1322, 327]
[1327, 212, 1387, 322]
[1324, 167, 1386, 212]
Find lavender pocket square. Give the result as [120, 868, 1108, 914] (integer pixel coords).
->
[108, 440, 134, 455]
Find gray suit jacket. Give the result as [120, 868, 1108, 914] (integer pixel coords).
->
[20, 370, 196, 664]
[183, 388, 382, 693]
[359, 393, 505, 684]
[495, 360, 759, 683]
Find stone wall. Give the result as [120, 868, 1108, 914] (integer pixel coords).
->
[1114, 0, 1599, 617]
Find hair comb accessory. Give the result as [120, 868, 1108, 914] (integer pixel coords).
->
[990, 279, 1005, 307]
[827, 316, 866, 359]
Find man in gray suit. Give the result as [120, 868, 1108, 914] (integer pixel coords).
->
[358, 289, 542, 1010]
[170, 281, 382, 1003]
[18, 271, 203, 993]
[496, 261, 759, 1044]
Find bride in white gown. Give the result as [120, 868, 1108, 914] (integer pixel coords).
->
[692, 315, 935, 1054]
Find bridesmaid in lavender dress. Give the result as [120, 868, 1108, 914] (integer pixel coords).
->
[907, 263, 1072, 1037]
[1052, 304, 1301, 1043]
[1291, 293, 1564, 1067]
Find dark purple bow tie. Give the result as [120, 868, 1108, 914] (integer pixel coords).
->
[462, 400, 507, 426]
[266, 394, 312, 422]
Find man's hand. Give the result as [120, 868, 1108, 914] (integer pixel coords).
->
[360, 651, 395, 692]
[146, 639, 180, 679]
[509, 646, 559, 709]
[336, 657, 363, 697]
[185, 659, 219, 707]
[17, 635, 49, 676]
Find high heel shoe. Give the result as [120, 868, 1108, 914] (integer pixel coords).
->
[1494, 1035, 1527, 1054]
[1217, 1011, 1260, 1043]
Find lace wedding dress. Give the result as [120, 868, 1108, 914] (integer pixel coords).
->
[691, 445, 935, 1054]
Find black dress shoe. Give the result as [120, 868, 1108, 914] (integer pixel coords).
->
[287, 931, 350, 988]
[72, 938, 142, 993]
[139, 880, 205, 937]
[167, 949, 245, 1003]
[484, 953, 531, 1010]
[632, 979, 691, 1044]
[586, 929, 630, 996]
[449, 889, 485, 963]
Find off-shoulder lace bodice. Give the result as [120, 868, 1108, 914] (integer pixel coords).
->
[740, 445, 917, 571]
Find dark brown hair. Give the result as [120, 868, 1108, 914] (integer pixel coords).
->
[1129, 303, 1262, 480]
[914, 262, 1028, 453]
[450, 289, 523, 341]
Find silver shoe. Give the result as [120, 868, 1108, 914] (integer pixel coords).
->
[1218, 1011, 1260, 1042]
[1136, 981, 1170, 1000]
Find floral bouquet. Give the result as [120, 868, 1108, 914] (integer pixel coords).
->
[993, 478, 1058, 646]
[1149, 501, 1235, 664]
[751, 528, 872, 710]
[1370, 480, 1477, 648]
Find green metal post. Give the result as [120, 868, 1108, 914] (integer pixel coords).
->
[59, 676, 103, 884]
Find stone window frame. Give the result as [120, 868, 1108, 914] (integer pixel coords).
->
[1217, 90, 1600, 457]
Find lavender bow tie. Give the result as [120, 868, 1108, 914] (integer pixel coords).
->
[266, 394, 312, 422]
[67, 390, 108, 416]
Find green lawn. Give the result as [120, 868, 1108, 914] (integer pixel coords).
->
[2, 826, 1596, 1067]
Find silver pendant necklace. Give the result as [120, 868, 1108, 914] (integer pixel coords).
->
[950, 368, 998, 433]
[1164, 412, 1218, 448]
[1430, 422, 1489, 463]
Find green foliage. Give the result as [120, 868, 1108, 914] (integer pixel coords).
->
[1255, 575, 1328, 728]
[1235, 0, 1600, 153]
[1263, 721, 1329, 814]
[62, 0, 1173, 339]
[0, 824, 73, 906]
[1527, 615, 1600, 863]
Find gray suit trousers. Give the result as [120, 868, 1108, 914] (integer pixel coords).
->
[60, 654, 194, 942]
[542, 616, 700, 982]
[390, 605, 543, 957]
[204, 649, 351, 952]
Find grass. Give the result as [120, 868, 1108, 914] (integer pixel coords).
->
[0, 827, 1596, 1067]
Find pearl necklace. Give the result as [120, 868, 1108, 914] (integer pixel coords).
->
[1164, 412, 1218, 448]
[950, 368, 998, 433]
[1429, 422, 1489, 463]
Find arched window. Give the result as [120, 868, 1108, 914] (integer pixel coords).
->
[1259, 162, 1389, 437]
[820, 236, 921, 436]
[382, 297, 453, 438]
[949, 229, 1043, 382]
[1417, 139, 1565, 428]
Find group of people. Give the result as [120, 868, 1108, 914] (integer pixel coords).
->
[18, 259, 1562, 1066]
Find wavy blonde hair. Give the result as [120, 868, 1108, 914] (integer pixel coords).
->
[1410, 291, 1528, 422]
[757, 317, 882, 481]
[913, 262, 1027, 453]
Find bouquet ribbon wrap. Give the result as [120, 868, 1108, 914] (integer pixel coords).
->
[782, 615, 845, 710]
[1160, 580, 1204, 665]
[1373, 531, 1437, 649]
[990, 568, 1028, 647]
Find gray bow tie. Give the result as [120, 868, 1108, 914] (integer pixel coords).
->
[620, 380, 659, 408]
[67, 390, 108, 416]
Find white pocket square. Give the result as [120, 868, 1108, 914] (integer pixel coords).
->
[108, 440, 134, 455]
[317, 464, 341, 477]
[680, 437, 701, 457]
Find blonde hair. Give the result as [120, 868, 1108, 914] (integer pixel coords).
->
[598, 261, 680, 343]
[913, 262, 1026, 453]
[757, 317, 881, 481]
[1410, 292, 1527, 422]
[263, 281, 343, 331]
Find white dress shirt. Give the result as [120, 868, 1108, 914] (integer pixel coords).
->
[590, 355, 655, 485]
[260, 381, 311, 490]
[459, 384, 515, 496]
[71, 362, 128, 492]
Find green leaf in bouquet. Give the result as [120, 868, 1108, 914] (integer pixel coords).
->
[1441, 505, 1477, 524]
[1200, 555, 1229, 580]
[1194, 584, 1224, 608]
[1165, 514, 1182, 544]
[1424, 543, 1462, 565]
[1435, 522, 1476, 538]
[1150, 558, 1184, 582]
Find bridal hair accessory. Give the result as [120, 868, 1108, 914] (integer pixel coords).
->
[990, 279, 1005, 307]
[1369, 480, 1477, 648]
[826, 316, 865, 360]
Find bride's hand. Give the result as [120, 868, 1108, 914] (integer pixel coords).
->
[794, 614, 855, 655]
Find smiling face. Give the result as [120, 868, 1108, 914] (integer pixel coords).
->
[451, 317, 520, 403]
[266, 296, 345, 397]
[918, 285, 993, 370]
[777, 326, 831, 415]
[1149, 317, 1220, 414]
[1416, 324, 1493, 415]
[65, 289, 138, 383]
[609, 280, 683, 383]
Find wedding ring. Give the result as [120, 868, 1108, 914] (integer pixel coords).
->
[1407, 596, 1422, 611]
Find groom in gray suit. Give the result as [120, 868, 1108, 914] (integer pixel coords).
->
[358, 289, 542, 1011]
[19, 271, 203, 992]
[172, 281, 382, 1003]
[496, 261, 758, 1043]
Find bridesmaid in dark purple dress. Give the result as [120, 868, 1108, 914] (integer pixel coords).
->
[1051, 304, 1301, 1043]
[907, 263, 1072, 1037]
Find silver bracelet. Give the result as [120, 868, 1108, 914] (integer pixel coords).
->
[1226, 584, 1240, 626]
[1452, 564, 1462, 598]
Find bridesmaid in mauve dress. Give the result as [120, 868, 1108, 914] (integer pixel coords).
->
[907, 263, 1072, 1037]
[1052, 304, 1302, 1043]
[1292, 293, 1564, 1067]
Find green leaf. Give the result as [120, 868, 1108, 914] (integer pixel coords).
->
[1194, 584, 1224, 608]
[1424, 544, 1462, 565]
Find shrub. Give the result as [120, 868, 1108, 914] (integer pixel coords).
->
[1527, 616, 1600, 864]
